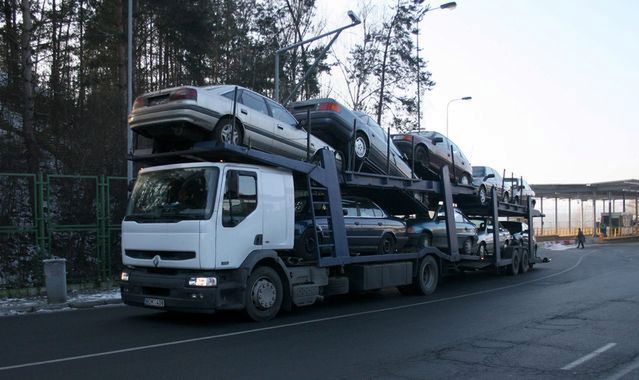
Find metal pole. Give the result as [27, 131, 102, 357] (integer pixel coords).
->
[592, 196, 597, 236]
[555, 196, 558, 236]
[568, 197, 571, 235]
[540, 197, 544, 236]
[126, 0, 133, 188]
[274, 54, 280, 102]
[416, 22, 421, 132]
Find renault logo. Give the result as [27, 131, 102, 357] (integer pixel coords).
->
[152, 255, 160, 268]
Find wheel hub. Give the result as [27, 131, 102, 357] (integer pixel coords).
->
[251, 278, 276, 309]
[354, 137, 367, 158]
[220, 124, 239, 144]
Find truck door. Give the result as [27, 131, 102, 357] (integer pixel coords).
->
[215, 169, 263, 269]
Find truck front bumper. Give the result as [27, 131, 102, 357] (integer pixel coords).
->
[120, 268, 247, 313]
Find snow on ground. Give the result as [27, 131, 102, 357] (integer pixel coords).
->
[0, 288, 121, 317]
[543, 241, 578, 250]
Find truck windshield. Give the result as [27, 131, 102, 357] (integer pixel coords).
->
[125, 167, 219, 222]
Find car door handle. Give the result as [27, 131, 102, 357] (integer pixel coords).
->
[354, 221, 360, 225]
[240, 109, 248, 115]
[378, 222, 383, 226]
[277, 125, 284, 130]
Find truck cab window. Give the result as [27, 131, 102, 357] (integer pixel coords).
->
[222, 171, 257, 227]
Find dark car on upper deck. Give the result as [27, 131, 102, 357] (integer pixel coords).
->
[287, 98, 413, 178]
[391, 131, 473, 184]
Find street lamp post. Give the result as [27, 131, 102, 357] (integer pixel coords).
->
[274, 11, 360, 104]
[446, 96, 472, 138]
[415, 1, 457, 132]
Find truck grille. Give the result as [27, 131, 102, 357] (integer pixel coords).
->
[125, 250, 196, 261]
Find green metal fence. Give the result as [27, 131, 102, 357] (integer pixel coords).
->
[0, 173, 127, 289]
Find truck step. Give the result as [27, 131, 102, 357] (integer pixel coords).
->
[292, 284, 321, 306]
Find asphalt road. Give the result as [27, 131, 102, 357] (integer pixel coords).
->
[1, 243, 639, 380]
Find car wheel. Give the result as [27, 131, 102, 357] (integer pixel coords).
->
[334, 150, 345, 172]
[478, 185, 488, 206]
[414, 145, 429, 168]
[377, 233, 396, 255]
[459, 173, 472, 185]
[354, 132, 369, 159]
[244, 266, 283, 322]
[502, 191, 510, 202]
[419, 232, 433, 249]
[514, 195, 520, 205]
[214, 117, 243, 145]
[478, 242, 488, 258]
[461, 237, 473, 255]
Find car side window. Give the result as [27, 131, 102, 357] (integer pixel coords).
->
[221, 89, 242, 101]
[342, 199, 358, 217]
[268, 101, 298, 126]
[454, 211, 464, 224]
[240, 91, 268, 115]
[358, 200, 378, 218]
[222, 171, 257, 227]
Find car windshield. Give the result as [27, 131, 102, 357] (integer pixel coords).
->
[126, 167, 219, 222]
[472, 167, 486, 177]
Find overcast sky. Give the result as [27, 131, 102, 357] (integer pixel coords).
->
[316, 0, 639, 184]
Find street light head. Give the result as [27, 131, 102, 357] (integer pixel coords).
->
[462, 96, 472, 100]
[348, 10, 361, 24]
[440, 2, 457, 10]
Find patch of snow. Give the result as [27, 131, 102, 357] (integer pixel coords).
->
[543, 241, 578, 251]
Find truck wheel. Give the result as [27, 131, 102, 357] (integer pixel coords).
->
[520, 249, 530, 273]
[245, 266, 283, 322]
[416, 255, 439, 295]
[509, 248, 521, 276]
[214, 117, 243, 145]
[377, 233, 396, 255]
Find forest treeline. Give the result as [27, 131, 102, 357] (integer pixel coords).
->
[0, 0, 433, 176]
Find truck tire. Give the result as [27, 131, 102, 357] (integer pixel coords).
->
[416, 255, 439, 295]
[520, 249, 530, 273]
[244, 266, 283, 322]
[508, 248, 521, 276]
[354, 132, 369, 159]
[414, 145, 429, 168]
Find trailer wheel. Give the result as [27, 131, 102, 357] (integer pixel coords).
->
[478, 242, 488, 258]
[508, 248, 521, 276]
[520, 249, 530, 273]
[378, 234, 396, 255]
[214, 117, 243, 145]
[245, 266, 283, 322]
[416, 255, 439, 295]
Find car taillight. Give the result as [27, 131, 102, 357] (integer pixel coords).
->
[402, 135, 414, 142]
[318, 102, 341, 112]
[169, 87, 197, 101]
[132, 96, 145, 110]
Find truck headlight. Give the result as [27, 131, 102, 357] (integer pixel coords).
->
[120, 271, 129, 282]
[188, 276, 217, 287]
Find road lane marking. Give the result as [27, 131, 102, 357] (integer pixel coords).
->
[0, 251, 594, 372]
[561, 343, 617, 370]
[604, 356, 639, 380]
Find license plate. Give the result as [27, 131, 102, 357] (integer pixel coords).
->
[144, 297, 165, 308]
[148, 96, 169, 106]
